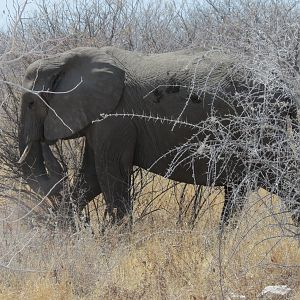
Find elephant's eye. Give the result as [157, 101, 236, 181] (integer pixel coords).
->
[28, 101, 34, 109]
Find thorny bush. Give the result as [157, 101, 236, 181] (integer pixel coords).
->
[0, 0, 300, 232]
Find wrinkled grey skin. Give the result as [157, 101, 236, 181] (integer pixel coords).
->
[19, 47, 299, 225]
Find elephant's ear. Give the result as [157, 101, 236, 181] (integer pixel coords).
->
[44, 52, 125, 141]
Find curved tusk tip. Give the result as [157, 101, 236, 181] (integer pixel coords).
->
[18, 143, 32, 164]
[17, 157, 26, 164]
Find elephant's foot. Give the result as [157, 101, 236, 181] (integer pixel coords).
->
[219, 197, 247, 234]
[100, 203, 133, 234]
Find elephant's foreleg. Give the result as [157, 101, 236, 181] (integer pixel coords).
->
[221, 184, 247, 227]
[74, 142, 102, 212]
[93, 120, 137, 224]
[96, 147, 136, 223]
[99, 169, 133, 223]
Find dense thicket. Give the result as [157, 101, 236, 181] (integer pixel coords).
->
[1, 0, 300, 229]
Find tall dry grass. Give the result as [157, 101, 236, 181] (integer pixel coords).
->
[0, 185, 299, 299]
[1, 0, 300, 299]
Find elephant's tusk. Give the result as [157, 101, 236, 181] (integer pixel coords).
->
[18, 143, 32, 164]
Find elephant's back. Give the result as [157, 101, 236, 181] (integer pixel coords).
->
[112, 47, 238, 96]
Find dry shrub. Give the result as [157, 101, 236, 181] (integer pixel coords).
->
[1, 0, 300, 298]
[0, 187, 299, 299]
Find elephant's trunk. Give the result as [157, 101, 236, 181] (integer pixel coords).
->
[18, 91, 65, 197]
[19, 140, 65, 197]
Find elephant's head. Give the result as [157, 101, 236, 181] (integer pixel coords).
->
[18, 47, 125, 196]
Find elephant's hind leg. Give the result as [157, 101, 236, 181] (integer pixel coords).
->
[221, 184, 247, 227]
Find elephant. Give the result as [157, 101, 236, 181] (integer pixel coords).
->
[18, 46, 300, 227]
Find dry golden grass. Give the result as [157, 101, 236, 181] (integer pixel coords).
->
[0, 184, 299, 299]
